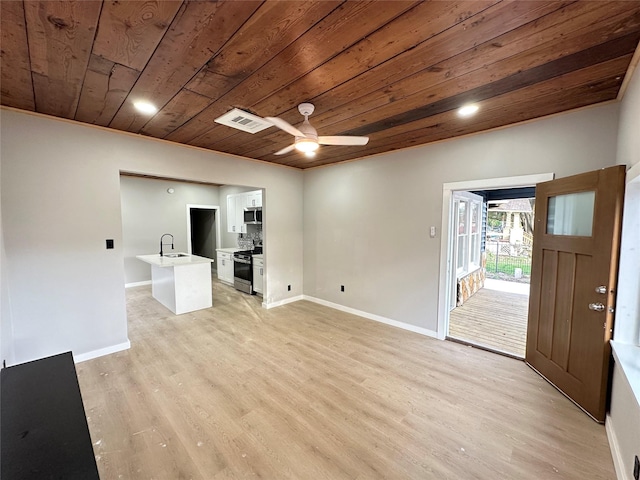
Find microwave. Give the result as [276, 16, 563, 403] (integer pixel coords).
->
[243, 208, 262, 224]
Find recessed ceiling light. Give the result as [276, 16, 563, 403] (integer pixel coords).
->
[458, 104, 479, 117]
[133, 101, 158, 115]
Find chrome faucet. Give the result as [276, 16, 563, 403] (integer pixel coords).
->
[160, 233, 174, 256]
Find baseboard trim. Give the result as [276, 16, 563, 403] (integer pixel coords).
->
[125, 280, 151, 288]
[264, 295, 304, 309]
[302, 295, 439, 339]
[606, 414, 630, 480]
[73, 340, 131, 363]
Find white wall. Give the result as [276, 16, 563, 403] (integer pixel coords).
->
[120, 176, 221, 284]
[0, 108, 304, 365]
[609, 360, 640, 480]
[303, 102, 619, 334]
[609, 64, 640, 480]
[617, 67, 640, 169]
[1, 167, 14, 366]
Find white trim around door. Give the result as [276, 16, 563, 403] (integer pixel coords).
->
[436, 173, 554, 340]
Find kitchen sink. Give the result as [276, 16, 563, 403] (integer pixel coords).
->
[164, 253, 189, 258]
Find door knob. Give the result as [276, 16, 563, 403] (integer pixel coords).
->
[595, 285, 607, 294]
[589, 303, 605, 312]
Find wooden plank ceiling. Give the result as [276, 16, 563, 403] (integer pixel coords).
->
[2, 1, 640, 169]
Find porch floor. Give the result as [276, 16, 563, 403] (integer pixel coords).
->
[448, 280, 529, 358]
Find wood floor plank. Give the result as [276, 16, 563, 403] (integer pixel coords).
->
[76, 279, 615, 479]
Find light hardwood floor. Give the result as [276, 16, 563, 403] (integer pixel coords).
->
[448, 287, 529, 358]
[76, 280, 615, 479]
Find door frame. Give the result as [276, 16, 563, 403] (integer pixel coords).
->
[437, 173, 554, 340]
[186, 204, 221, 257]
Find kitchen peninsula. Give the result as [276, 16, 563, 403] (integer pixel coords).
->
[136, 253, 213, 314]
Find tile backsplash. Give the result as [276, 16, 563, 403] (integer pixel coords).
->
[237, 227, 262, 250]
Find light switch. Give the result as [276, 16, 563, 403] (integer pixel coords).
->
[429, 226, 437, 238]
[106, 239, 114, 249]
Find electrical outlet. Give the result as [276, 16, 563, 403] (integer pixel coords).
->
[340, 285, 345, 292]
[287, 285, 291, 291]
[633, 455, 639, 480]
[106, 239, 114, 249]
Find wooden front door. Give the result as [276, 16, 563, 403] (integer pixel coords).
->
[526, 165, 625, 422]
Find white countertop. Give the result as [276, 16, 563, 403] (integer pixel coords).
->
[253, 254, 264, 260]
[136, 253, 214, 267]
[216, 248, 240, 253]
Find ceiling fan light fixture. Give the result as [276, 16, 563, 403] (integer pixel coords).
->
[458, 104, 479, 117]
[133, 100, 158, 115]
[295, 138, 319, 153]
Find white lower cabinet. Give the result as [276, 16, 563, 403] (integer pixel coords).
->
[252, 256, 264, 295]
[216, 251, 234, 285]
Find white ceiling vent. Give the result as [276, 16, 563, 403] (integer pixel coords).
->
[214, 108, 273, 134]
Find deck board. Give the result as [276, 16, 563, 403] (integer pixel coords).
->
[449, 286, 529, 357]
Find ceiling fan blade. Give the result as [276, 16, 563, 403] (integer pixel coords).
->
[274, 144, 296, 155]
[318, 135, 369, 146]
[265, 117, 305, 137]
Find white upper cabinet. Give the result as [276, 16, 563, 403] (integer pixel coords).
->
[227, 195, 237, 233]
[246, 190, 262, 208]
[227, 194, 246, 234]
[235, 195, 247, 234]
[227, 191, 262, 233]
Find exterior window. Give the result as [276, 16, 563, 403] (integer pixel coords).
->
[454, 193, 483, 277]
[456, 201, 468, 273]
[470, 202, 480, 268]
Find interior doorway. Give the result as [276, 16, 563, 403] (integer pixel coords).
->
[186, 205, 220, 273]
[437, 173, 554, 356]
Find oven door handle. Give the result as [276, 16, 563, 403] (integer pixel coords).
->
[233, 257, 251, 265]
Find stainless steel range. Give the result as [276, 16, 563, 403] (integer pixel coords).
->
[233, 246, 262, 294]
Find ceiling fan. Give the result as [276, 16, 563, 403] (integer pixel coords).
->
[265, 103, 369, 157]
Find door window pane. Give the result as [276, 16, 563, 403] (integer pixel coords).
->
[547, 191, 595, 236]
